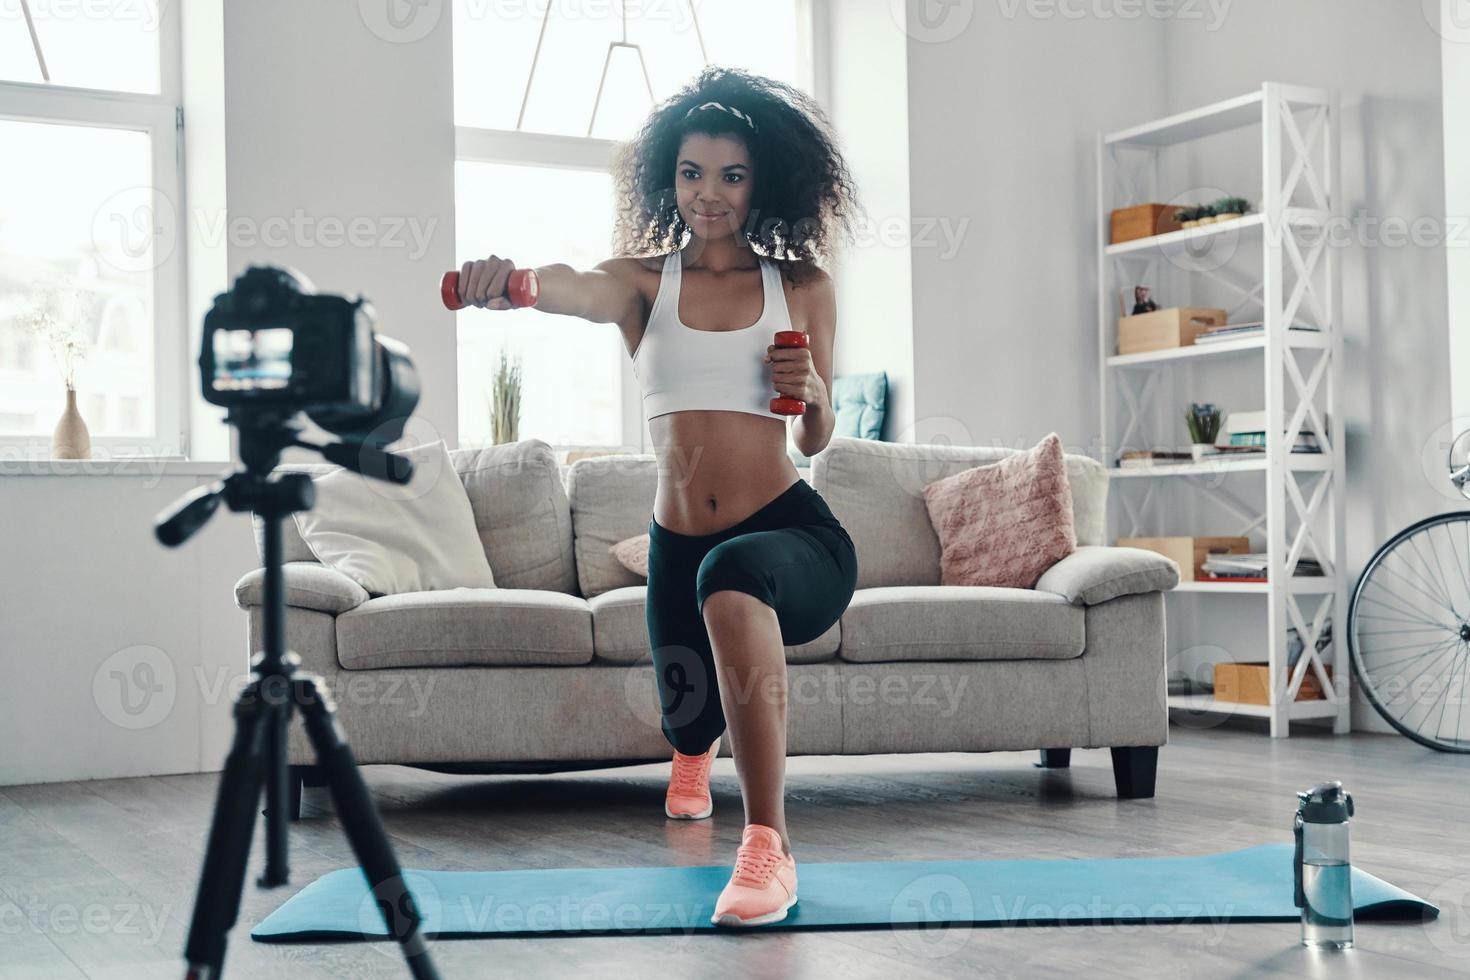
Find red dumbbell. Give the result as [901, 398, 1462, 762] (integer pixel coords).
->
[441, 267, 540, 311]
[769, 329, 810, 416]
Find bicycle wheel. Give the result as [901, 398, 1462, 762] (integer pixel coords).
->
[1348, 510, 1470, 752]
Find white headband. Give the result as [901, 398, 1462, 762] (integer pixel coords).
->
[683, 100, 758, 133]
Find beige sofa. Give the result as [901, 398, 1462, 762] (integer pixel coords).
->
[234, 437, 1179, 818]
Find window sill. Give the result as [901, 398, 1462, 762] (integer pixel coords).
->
[0, 458, 234, 478]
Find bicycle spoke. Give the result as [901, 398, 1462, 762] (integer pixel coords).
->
[1442, 521, 1470, 613]
[1361, 568, 1461, 629]
[1353, 620, 1455, 635]
[1438, 638, 1470, 747]
[1403, 532, 1459, 617]
[1361, 636, 1461, 677]
[1413, 641, 1466, 741]
[1453, 643, 1470, 747]
[1376, 553, 1462, 623]
[1379, 641, 1459, 708]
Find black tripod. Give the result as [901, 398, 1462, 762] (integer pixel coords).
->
[156, 414, 438, 980]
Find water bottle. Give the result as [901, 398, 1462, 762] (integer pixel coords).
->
[1293, 780, 1355, 949]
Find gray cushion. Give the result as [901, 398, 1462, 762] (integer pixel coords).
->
[335, 589, 593, 669]
[1035, 546, 1180, 605]
[253, 461, 338, 564]
[838, 585, 1085, 663]
[453, 440, 578, 594]
[568, 454, 659, 599]
[812, 437, 1108, 589]
[254, 440, 578, 597]
[588, 586, 840, 665]
[234, 561, 369, 614]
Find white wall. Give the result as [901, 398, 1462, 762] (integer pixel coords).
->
[0, 467, 257, 785]
[902, 1, 1168, 453]
[221, 0, 460, 453]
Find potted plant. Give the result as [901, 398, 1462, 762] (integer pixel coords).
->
[488, 347, 522, 445]
[1212, 196, 1251, 222]
[20, 278, 95, 459]
[1185, 402, 1223, 460]
[1195, 202, 1218, 226]
[1175, 205, 1202, 229]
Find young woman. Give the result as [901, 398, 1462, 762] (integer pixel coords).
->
[453, 66, 862, 927]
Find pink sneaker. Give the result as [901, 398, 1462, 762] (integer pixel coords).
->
[664, 737, 719, 819]
[711, 824, 798, 927]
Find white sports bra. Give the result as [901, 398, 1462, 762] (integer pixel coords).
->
[631, 249, 795, 421]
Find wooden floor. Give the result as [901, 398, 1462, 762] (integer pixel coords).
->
[2, 719, 1466, 979]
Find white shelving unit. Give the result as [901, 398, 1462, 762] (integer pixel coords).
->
[1096, 83, 1348, 738]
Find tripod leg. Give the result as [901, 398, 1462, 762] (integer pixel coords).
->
[183, 681, 270, 980]
[295, 674, 439, 980]
[259, 678, 291, 886]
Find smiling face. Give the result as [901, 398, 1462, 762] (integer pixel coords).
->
[674, 132, 754, 242]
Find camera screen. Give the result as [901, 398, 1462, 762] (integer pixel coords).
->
[212, 327, 293, 391]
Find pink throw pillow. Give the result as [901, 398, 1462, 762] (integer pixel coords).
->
[610, 533, 650, 579]
[920, 433, 1077, 588]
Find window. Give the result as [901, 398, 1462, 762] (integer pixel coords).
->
[451, 0, 811, 451]
[0, 1, 183, 459]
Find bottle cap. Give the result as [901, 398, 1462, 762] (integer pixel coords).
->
[1296, 780, 1354, 823]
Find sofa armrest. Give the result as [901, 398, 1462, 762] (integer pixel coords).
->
[1035, 546, 1179, 606]
[234, 561, 370, 614]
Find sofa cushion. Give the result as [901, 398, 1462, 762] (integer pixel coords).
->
[255, 438, 578, 598]
[235, 561, 370, 614]
[291, 439, 497, 597]
[837, 586, 1085, 663]
[568, 454, 659, 598]
[335, 589, 593, 669]
[588, 586, 840, 665]
[813, 437, 1108, 589]
[920, 433, 1076, 588]
[453, 440, 579, 595]
[1035, 545, 1181, 605]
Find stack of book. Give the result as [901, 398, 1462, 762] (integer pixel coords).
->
[1192, 321, 1323, 344]
[1118, 450, 1192, 469]
[1192, 409, 1323, 455]
[1200, 552, 1323, 582]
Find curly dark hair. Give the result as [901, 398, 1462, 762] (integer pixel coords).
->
[611, 66, 862, 279]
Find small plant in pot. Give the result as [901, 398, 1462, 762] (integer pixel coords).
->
[1211, 196, 1251, 222]
[1175, 205, 1203, 229]
[1185, 402, 1223, 460]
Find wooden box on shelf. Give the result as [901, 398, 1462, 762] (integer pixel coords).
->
[1213, 662, 1332, 705]
[1117, 307, 1227, 355]
[1109, 203, 1182, 244]
[1117, 535, 1249, 582]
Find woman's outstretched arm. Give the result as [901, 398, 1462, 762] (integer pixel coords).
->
[454, 254, 643, 327]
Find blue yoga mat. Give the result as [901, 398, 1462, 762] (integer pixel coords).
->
[251, 843, 1435, 941]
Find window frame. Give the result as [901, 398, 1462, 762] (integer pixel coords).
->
[451, 0, 817, 454]
[0, 0, 187, 459]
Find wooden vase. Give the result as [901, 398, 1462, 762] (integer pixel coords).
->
[53, 386, 92, 459]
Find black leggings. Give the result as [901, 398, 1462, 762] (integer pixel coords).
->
[645, 477, 858, 754]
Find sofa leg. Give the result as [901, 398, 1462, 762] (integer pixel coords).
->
[288, 764, 326, 821]
[1110, 746, 1158, 799]
[1036, 748, 1072, 769]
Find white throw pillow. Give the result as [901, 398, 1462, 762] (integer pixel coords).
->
[292, 440, 496, 596]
